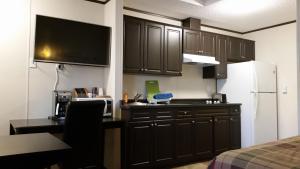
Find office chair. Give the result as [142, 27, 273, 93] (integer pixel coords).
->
[60, 101, 106, 169]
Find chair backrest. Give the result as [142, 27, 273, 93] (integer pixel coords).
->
[63, 100, 106, 168]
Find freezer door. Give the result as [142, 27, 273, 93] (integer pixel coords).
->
[253, 93, 278, 145]
[253, 61, 277, 92]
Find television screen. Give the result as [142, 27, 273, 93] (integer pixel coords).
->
[34, 15, 111, 66]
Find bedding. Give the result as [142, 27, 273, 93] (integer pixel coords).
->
[209, 136, 300, 169]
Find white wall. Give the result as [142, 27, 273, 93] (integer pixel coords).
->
[243, 23, 298, 139]
[28, 0, 107, 118]
[0, 0, 30, 135]
[123, 10, 241, 99]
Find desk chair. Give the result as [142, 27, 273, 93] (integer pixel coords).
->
[60, 101, 106, 169]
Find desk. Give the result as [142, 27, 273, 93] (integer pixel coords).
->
[0, 133, 71, 169]
[9, 117, 125, 169]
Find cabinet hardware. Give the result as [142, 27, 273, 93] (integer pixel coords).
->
[192, 121, 195, 124]
[234, 109, 238, 112]
[184, 112, 188, 115]
[209, 119, 213, 123]
[230, 118, 234, 121]
[154, 123, 157, 126]
[144, 68, 148, 71]
[150, 123, 154, 127]
[241, 56, 246, 58]
[140, 68, 144, 71]
[214, 119, 218, 122]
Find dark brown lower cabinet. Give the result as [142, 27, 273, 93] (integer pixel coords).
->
[123, 106, 241, 169]
[175, 119, 194, 163]
[194, 117, 214, 159]
[127, 121, 153, 169]
[154, 120, 175, 168]
[214, 116, 231, 155]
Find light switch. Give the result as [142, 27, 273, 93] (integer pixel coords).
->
[282, 85, 288, 94]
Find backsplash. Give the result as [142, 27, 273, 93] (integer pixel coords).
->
[123, 64, 216, 99]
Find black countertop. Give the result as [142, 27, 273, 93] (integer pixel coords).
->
[121, 99, 241, 109]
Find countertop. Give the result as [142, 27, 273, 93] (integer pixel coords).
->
[121, 99, 241, 109]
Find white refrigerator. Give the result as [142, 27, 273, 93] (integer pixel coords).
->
[217, 61, 278, 148]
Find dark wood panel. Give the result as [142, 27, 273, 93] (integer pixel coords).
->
[144, 22, 164, 73]
[164, 26, 182, 75]
[243, 40, 255, 61]
[127, 121, 153, 169]
[153, 120, 175, 167]
[183, 29, 201, 55]
[194, 117, 214, 160]
[227, 37, 243, 61]
[214, 116, 230, 155]
[123, 16, 144, 73]
[175, 119, 194, 163]
[200, 31, 216, 57]
[230, 116, 241, 150]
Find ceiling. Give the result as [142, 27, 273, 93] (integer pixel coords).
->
[123, 0, 296, 32]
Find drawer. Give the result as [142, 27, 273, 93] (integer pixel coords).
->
[194, 108, 229, 117]
[154, 110, 174, 119]
[176, 110, 193, 118]
[130, 110, 152, 121]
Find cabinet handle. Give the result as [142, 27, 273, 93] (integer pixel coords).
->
[230, 118, 234, 121]
[140, 68, 144, 71]
[150, 123, 154, 127]
[241, 56, 246, 59]
[214, 118, 218, 122]
[234, 109, 238, 112]
[192, 121, 195, 124]
[184, 112, 188, 115]
[154, 123, 158, 126]
[144, 68, 148, 71]
[209, 119, 213, 123]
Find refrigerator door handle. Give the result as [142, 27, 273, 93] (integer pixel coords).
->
[253, 64, 259, 119]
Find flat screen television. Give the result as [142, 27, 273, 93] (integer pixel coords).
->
[34, 15, 111, 67]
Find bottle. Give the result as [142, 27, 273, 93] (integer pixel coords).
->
[123, 90, 129, 104]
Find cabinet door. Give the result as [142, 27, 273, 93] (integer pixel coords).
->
[243, 40, 255, 61]
[214, 116, 230, 155]
[194, 117, 214, 160]
[200, 31, 216, 57]
[175, 119, 194, 163]
[153, 120, 175, 168]
[164, 26, 182, 75]
[123, 16, 144, 73]
[230, 116, 241, 150]
[183, 29, 201, 55]
[127, 121, 154, 169]
[227, 37, 243, 62]
[144, 22, 164, 74]
[216, 35, 228, 79]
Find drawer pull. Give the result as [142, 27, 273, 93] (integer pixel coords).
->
[192, 121, 195, 124]
[150, 123, 154, 127]
[209, 119, 213, 123]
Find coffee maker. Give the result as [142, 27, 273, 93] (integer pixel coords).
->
[52, 90, 72, 120]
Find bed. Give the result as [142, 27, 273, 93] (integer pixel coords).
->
[208, 136, 300, 169]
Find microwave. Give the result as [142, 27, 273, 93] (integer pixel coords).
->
[71, 97, 113, 118]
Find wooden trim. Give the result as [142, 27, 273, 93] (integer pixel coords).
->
[243, 20, 296, 34]
[124, 6, 182, 22]
[201, 24, 243, 34]
[123, 6, 296, 35]
[85, 0, 111, 4]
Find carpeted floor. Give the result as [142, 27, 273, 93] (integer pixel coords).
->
[173, 161, 210, 169]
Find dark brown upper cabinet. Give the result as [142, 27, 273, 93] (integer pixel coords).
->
[203, 35, 227, 79]
[123, 16, 182, 76]
[200, 31, 216, 57]
[227, 37, 255, 62]
[123, 16, 144, 73]
[164, 26, 183, 75]
[183, 29, 201, 55]
[144, 22, 164, 74]
[243, 40, 255, 61]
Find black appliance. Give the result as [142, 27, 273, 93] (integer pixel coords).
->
[34, 15, 111, 67]
[53, 90, 72, 119]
